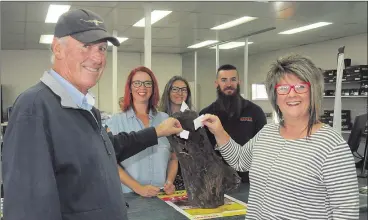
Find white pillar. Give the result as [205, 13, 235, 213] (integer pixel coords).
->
[243, 38, 249, 99]
[0, 1, 2, 184]
[216, 44, 219, 72]
[112, 30, 118, 114]
[144, 4, 152, 69]
[194, 51, 198, 109]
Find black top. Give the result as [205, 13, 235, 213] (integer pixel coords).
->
[199, 97, 267, 182]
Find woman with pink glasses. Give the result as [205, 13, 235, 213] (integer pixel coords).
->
[201, 54, 359, 219]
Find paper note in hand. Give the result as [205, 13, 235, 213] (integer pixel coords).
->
[177, 130, 190, 139]
[193, 115, 205, 130]
[180, 101, 189, 112]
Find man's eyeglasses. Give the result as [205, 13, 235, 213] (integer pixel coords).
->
[171, 86, 188, 93]
[131, 80, 153, 88]
[275, 82, 310, 95]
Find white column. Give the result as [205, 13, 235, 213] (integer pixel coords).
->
[144, 4, 152, 69]
[194, 51, 198, 109]
[216, 44, 219, 72]
[0, 1, 2, 184]
[243, 38, 249, 99]
[112, 30, 118, 114]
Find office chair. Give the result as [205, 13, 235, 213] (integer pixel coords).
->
[348, 113, 367, 159]
[347, 113, 368, 177]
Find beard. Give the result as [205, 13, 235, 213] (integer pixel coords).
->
[214, 84, 242, 118]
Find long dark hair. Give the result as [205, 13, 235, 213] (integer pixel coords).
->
[159, 76, 192, 116]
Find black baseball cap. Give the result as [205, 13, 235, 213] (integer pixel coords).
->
[54, 9, 120, 47]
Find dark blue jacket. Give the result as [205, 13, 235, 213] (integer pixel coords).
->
[2, 72, 158, 220]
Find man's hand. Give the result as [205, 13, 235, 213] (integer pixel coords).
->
[135, 185, 160, 197]
[201, 114, 230, 146]
[163, 180, 175, 195]
[155, 117, 183, 137]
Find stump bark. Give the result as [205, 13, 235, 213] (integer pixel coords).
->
[167, 110, 241, 208]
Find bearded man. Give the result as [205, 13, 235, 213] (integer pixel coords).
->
[199, 64, 267, 183]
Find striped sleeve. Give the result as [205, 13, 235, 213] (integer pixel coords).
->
[322, 141, 360, 220]
[217, 132, 260, 172]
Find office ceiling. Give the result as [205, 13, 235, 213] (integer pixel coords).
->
[1, 1, 367, 55]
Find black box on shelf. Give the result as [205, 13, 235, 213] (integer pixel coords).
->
[323, 69, 337, 77]
[342, 89, 350, 96]
[349, 89, 360, 96]
[362, 72, 368, 80]
[320, 115, 333, 122]
[324, 76, 336, 83]
[360, 88, 368, 96]
[345, 75, 361, 82]
[324, 110, 351, 119]
[345, 65, 368, 75]
[325, 121, 351, 129]
[361, 81, 368, 88]
[325, 90, 335, 96]
[342, 123, 353, 131]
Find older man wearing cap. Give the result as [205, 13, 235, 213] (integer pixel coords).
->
[2, 9, 182, 220]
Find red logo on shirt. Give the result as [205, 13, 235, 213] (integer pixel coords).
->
[240, 117, 253, 122]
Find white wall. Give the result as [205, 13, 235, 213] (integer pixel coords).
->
[183, 33, 368, 116]
[1, 50, 182, 113]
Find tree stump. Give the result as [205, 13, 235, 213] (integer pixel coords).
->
[167, 110, 241, 208]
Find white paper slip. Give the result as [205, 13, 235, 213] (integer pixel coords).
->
[177, 130, 190, 139]
[180, 101, 189, 112]
[193, 115, 205, 130]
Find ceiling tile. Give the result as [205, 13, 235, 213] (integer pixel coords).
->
[1, 2, 27, 22]
[2, 34, 25, 49]
[2, 21, 26, 34]
[25, 22, 55, 36]
[26, 2, 54, 22]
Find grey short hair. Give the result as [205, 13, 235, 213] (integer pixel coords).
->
[265, 54, 324, 136]
[50, 37, 68, 64]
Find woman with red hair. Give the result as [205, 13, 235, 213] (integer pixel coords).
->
[106, 66, 178, 197]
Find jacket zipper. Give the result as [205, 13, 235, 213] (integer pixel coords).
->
[88, 111, 112, 155]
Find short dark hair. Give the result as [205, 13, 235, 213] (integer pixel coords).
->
[216, 64, 238, 78]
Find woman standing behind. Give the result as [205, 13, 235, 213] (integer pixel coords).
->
[202, 54, 359, 219]
[160, 76, 193, 190]
[106, 66, 178, 197]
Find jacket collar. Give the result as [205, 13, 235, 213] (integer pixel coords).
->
[40, 71, 79, 109]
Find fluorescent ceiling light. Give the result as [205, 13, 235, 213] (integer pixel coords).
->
[211, 16, 258, 30]
[279, 22, 332, 34]
[39, 35, 54, 44]
[108, 37, 129, 46]
[45, 5, 71, 23]
[133, 10, 172, 27]
[210, 41, 254, 50]
[39, 35, 129, 46]
[188, 40, 219, 49]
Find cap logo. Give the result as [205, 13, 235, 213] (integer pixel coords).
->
[80, 19, 103, 26]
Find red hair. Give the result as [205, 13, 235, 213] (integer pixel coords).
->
[123, 66, 160, 114]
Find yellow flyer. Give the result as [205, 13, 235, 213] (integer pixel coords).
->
[157, 190, 247, 219]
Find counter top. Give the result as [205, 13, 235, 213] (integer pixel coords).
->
[124, 183, 367, 220]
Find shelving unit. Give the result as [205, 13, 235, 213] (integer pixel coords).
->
[324, 96, 367, 98]
[322, 65, 367, 134]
